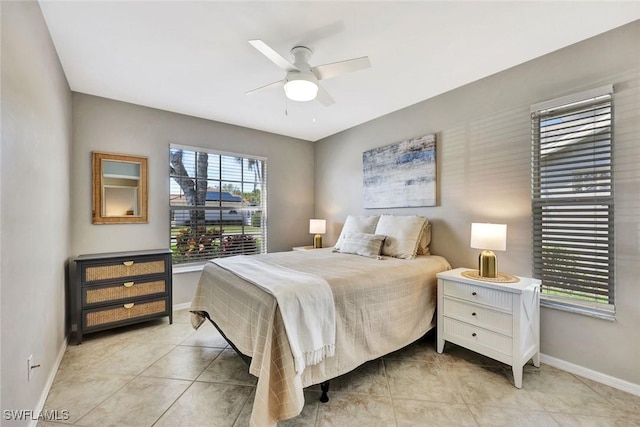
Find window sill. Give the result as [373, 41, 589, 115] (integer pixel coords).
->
[173, 263, 206, 274]
[540, 297, 615, 321]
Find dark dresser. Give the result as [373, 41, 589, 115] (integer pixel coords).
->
[74, 249, 173, 344]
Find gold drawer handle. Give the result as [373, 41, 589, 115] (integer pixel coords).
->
[123, 282, 134, 288]
[124, 303, 135, 309]
[123, 261, 134, 267]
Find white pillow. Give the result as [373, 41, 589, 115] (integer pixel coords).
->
[374, 215, 427, 259]
[334, 215, 380, 250]
[416, 222, 432, 255]
[338, 233, 386, 258]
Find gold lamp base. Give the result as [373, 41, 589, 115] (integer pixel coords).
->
[313, 234, 323, 249]
[478, 250, 498, 278]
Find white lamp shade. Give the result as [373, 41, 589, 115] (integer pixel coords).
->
[309, 219, 326, 234]
[284, 79, 318, 102]
[470, 223, 507, 251]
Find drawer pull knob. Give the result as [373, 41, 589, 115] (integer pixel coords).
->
[123, 282, 134, 288]
[472, 332, 477, 337]
[472, 291, 477, 296]
[123, 303, 135, 309]
[123, 261, 134, 267]
[472, 312, 477, 316]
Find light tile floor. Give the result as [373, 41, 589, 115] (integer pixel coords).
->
[39, 309, 640, 426]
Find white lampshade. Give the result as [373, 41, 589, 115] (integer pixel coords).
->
[309, 219, 326, 234]
[470, 223, 507, 251]
[284, 78, 318, 102]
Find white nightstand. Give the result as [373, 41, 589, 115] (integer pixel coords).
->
[292, 245, 318, 251]
[436, 267, 541, 388]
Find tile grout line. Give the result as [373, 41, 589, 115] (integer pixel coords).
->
[570, 370, 626, 412]
[231, 385, 257, 427]
[148, 334, 226, 426]
[72, 320, 196, 426]
[381, 357, 400, 427]
[149, 377, 197, 427]
[447, 358, 482, 427]
[69, 335, 159, 425]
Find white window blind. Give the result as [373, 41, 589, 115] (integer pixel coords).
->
[531, 87, 614, 317]
[169, 144, 267, 265]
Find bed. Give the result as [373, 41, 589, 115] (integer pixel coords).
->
[189, 215, 451, 426]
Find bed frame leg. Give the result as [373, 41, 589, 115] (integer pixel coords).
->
[320, 381, 330, 403]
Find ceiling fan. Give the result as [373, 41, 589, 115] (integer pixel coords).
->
[246, 39, 371, 106]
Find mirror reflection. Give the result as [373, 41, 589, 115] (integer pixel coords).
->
[92, 152, 148, 224]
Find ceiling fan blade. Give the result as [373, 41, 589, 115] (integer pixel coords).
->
[316, 85, 335, 106]
[248, 40, 298, 72]
[245, 80, 283, 96]
[312, 56, 371, 81]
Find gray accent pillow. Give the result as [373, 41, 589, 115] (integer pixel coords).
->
[338, 233, 386, 257]
[334, 215, 380, 250]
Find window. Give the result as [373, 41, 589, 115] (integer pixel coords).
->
[531, 85, 614, 318]
[169, 144, 267, 266]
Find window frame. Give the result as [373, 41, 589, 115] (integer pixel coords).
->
[169, 144, 267, 268]
[530, 85, 615, 319]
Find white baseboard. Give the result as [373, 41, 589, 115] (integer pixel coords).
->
[29, 334, 69, 427]
[541, 353, 640, 397]
[173, 302, 191, 311]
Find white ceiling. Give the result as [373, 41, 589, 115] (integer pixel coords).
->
[39, 1, 640, 142]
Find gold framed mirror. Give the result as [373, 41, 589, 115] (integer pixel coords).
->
[92, 152, 148, 224]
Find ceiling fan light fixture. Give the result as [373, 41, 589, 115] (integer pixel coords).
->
[247, 40, 369, 107]
[284, 76, 318, 102]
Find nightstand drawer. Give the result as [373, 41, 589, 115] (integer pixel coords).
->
[84, 259, 167, 283]
[443, 297, 513, 336]
[443, 280, 512, 312]
[84, 279, 168, 306]
[83, 297, 168, 330]
[443, 317, 512, 356]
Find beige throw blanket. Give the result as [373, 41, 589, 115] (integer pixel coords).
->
[212, 255, 335, 373]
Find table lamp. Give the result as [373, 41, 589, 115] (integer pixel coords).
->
[309, 219, 326, 249]
[470, 223, 507, 278]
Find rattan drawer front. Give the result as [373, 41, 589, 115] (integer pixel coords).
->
[84, 280, 167, 305]
[84, 259, 166, 282]
[84, 298, 167, 329]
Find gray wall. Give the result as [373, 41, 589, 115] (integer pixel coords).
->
[71, 94, 315, 305]
[1, 1, 72, 421]
[315, 21, 640, 385]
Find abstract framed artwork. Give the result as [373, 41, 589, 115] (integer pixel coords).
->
[363, 134, 436, 208]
